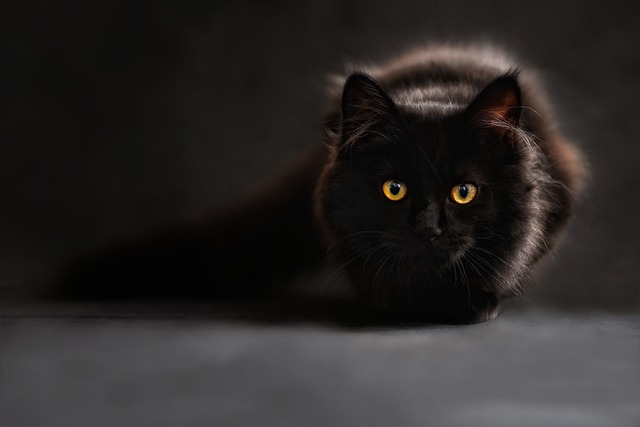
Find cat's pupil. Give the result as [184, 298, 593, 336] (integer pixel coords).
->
[458, 184, 469, 198]
[390, 181, 401, 195]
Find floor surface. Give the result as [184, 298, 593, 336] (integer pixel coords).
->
[1, 301, 638, 427]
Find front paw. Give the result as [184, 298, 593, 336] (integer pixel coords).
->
[395, 290, 501, 324]
[466, 295, 501, 323]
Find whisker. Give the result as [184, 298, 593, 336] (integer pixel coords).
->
[452, 258, 459, 290]
[465, 250, 508, 283]
[372, 254, 392, 290]
[457, 258, 472, 308]
[464, 253, 503, 294]
[325, 230, 385, 255]
[470, 246, 513, 268]
[320, 241, 391, 293]
[371, 255, 391, 307]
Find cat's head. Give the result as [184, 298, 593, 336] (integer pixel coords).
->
[315, 72, 560, 323]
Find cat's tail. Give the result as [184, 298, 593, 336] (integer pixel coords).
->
[48, 147, 326, 301]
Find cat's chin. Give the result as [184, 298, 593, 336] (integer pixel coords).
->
[382, 237, 455, 271]
[382, 232, 474, 271]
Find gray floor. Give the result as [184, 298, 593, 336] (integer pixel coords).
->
[1, 302, 638, 427]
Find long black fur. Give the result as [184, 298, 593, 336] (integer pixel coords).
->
[53, 44, 587, 324]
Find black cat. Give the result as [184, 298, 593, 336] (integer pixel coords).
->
[54, 44, 587, 324]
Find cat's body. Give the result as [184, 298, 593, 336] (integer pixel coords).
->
[54, 44, 586, 324]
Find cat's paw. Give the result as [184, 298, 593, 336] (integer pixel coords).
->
[432, 291, 501, 324]
[389, 290, 501, 325]
[467, 301, 500, 323]
[464, 292, 500, 324]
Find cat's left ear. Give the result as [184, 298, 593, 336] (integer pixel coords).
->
[466, 76, 522, 135]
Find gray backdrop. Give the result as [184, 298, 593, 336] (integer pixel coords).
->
[1, 0, 638, 311]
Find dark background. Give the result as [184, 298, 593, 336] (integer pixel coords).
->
[1, 0, 638, 311]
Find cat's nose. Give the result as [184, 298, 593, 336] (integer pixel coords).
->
[414, 205, 446, 241]
[415, 223, 443, 241]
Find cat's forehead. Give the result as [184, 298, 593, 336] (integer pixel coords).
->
[386, 109, 487, 179]
[395, 107, 468, 152]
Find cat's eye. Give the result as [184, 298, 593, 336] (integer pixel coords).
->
[450, 183, 478, 205]
[382, 179, 407, 201]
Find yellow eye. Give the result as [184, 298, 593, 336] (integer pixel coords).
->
[382, 179, 407, 201]
[450, 183, 478, 205]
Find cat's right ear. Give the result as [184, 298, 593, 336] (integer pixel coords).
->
[340, 74, 398, 148]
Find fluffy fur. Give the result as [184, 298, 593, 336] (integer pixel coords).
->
[54, 44, 587, 324]
[315, 45, 586, 322]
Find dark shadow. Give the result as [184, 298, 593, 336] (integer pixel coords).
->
[0, 295, 471, 331]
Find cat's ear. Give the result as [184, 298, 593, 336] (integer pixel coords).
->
[466, 76, 521, 136]
[340, 73, 398, 147]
